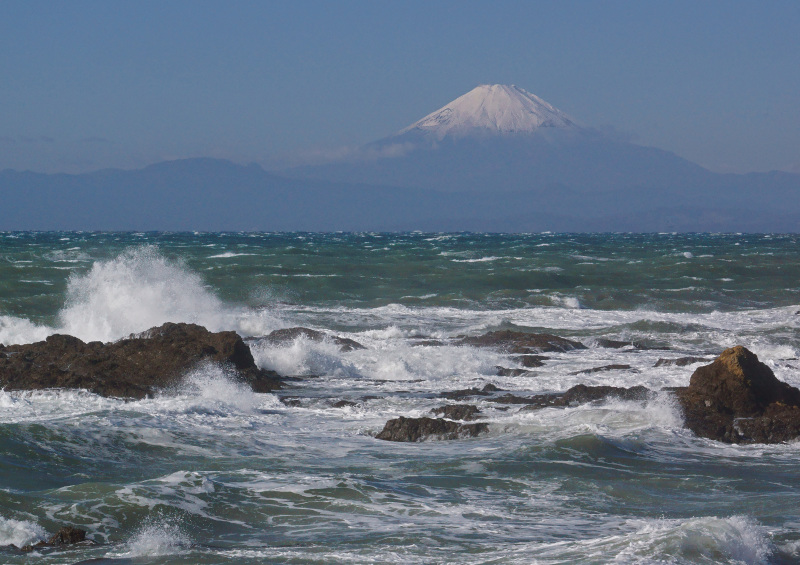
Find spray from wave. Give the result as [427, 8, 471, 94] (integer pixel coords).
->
[0, 246, 282, 345]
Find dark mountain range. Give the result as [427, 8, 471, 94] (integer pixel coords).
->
[2, 85, 798, 232]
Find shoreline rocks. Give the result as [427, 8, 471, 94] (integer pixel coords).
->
[674, 346, 800, 444]
[456, 330, 585, 353]
[430, 404, 481, 421]
[0, 322, 283, 399]
[256, 327, 365, 352]
[375, 416, 488, 442]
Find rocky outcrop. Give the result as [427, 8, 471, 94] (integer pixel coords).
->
[0, 322, 283, 399]
[512, 354, 548, 367]
[15, 526, 94, 552]
[654, 357, 709, 367]
[570, 364, 636, 375]
[495, 367, 535, 377]
[375, 416, 488, 442]
[259, 327, 365, 352]
[441, 383, 500, 400]
[456, 330, 585, 353]
[507, 384, 651, 410]
[674, 346, 800, 443]
[431, 404, 481, 421]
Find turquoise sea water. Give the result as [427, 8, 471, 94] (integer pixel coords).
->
[1, 232, 799, 564]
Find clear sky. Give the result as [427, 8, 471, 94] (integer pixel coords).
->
[1, 0, 798, 174]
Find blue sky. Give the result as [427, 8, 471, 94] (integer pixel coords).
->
[1, 0, 798, 174]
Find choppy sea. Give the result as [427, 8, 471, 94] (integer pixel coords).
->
[1, 232, 799, 564]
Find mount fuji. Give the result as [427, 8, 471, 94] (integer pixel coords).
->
[290, 84, 714, 195]
[283, 84, 800, 230]
[1, 85, 798, 231]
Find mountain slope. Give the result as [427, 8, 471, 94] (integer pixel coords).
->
[400, 84, 578, 138]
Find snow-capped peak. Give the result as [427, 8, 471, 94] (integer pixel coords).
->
[399, 84, 577, 138]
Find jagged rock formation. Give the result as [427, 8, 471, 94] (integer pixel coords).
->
[675, 346, 800, 443]
[256, 327, 365, 352]
[457, 330, 585, 353]
[0, 322, 283, 399]
[430, 404, 482, 421]
[375, 416, 488, 442]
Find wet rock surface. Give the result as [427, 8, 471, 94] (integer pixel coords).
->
[570, 364, 637, 375]
[456, 330, 585, 353]
[495, 366, 536, 377]
[654, 356, 710, 367]
[441, 383, 501, 400]
[259, 327, 365, 352]
[14, 526, 94, 553]
[0, 322, 283, 399]
[431, 404, 482, 421]
[512, 354, 548, 367]
[674, 346, 800, 443]
[498, 384, 652, 410]
[375, 416, 488, 442]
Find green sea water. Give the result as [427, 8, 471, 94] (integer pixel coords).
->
[0, 232, 799, 564]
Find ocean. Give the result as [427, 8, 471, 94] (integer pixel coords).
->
[0, 231, 799, 564]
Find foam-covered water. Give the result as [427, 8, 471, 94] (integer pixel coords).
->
[0, 232, 799, 564]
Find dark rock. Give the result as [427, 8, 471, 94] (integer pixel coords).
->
[18, 526, 91, 552]
[261, 327, 365, 352]
[512, 354, 548, 367]
[412, 340, 445, 347]
[488, 393, 550, 405]
[279, 396, 302, 407]
[674, 346, 800, 443]
[375, 416, 488, 441]
[456, 330, 585, 353]
[595, 338, 634, 349]
[47, 527, 86, 546]
[654, 357, 710, 367]
[570, 364, 636, 375]
[517, 384, 652, 411]
[557, 384, 650, 405]
[594, 338, 669, 350]
[441, 383, 501, 400]
[331, 399, 359, 408]
[495, 366, 535, 377]
[0, 323, 283, 399]
[431, 404, 481, 421]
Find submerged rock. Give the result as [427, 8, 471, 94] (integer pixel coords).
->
[456, 330, 585, 353]
[654, 356, 710, 367]
[431, 404, 482, 421]
[0, 322, 283, 399]
[260, 327, 365, 352]
[495, 366, 536, 377]
[570, 364, 637, 375]
[513, 384, 652, 411]
[674, 346, 800, 443]
[594, 338, 669, 350]
[375, 416, 488, 442]
[18, 526, 93, 552]
[441, 383, 501, 400]
[512, 354, 548, 367]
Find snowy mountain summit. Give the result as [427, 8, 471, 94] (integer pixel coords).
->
[399, 84, 577, 139]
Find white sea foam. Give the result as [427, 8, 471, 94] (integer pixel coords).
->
[164, 363, 264, 413]
[0, 517, 47, 547]
[0, 246, 283, 345]
[206, 252, 255, 259]
[58, 246, 230, 342]
[0, 315, 51, 346]
[117, 515, 192, 557]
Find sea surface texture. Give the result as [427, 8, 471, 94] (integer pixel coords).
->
[0, 232, 799, 564]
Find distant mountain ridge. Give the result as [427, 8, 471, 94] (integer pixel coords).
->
[2, 85, 799, 232]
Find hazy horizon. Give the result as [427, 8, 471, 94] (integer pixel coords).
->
[2, 1, 799, 176]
